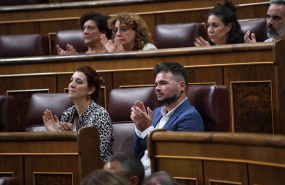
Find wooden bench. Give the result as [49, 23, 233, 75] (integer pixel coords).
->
[148, 130, 285, 185]
[0, 127, 103, 185]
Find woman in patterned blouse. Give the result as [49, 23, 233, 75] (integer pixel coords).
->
[43, 66, 113, 161]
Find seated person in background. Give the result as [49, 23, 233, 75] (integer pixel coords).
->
[142, 171, 178, 185]
[57, 12, 112, 55]
[100, 12, 157, 52]
[43, 66, 113, 161]
[194, 0, 244, 46]
[244, 0, 285, 42]
[131, 62, 204, 176]
[81, 170, 127, 185]
[104, 152, 145, 185]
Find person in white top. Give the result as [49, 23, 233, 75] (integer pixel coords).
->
[130, 62, 204, 176]
[244, 0, 285, 42]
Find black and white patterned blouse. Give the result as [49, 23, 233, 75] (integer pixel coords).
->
[60, 100, 113, 161]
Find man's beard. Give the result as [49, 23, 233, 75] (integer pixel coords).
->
[157, 91, 180, 106]
[267, 24, 285, 39]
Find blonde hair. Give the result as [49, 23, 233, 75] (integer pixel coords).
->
[108, 12, 153, 50]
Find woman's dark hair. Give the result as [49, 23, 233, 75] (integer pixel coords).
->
[75, 66, 103, 101]
[208, 0, 244, 44]
[79, 11, 112, 39]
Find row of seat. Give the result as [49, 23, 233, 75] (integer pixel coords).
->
[0, 85, 230, 154]
[0, 18, 268, 58]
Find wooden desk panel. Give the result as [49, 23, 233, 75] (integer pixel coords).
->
[148, 131, 285, 185]
[0, 157, 23, 185]
[0, 127, 103, 185]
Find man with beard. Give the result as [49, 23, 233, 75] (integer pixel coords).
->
[244, 0, 285, 42]
[130, 62, 204, 176]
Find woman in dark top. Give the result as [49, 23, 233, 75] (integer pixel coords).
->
[194, 0, 244, 46]
[57, 12, 112, 55]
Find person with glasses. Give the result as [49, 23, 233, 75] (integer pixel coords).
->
[57, 12, 112, 55]
[100, 12, 157, 52]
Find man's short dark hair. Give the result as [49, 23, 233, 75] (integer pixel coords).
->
[107, 152, 145, 185]
[153, 62, 188, 89]
[270, 0, 285, 5]
[142, 171, 179, 185]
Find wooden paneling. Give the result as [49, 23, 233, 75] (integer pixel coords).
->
[248, 165, 285, 185]
[156, 158, 203, 185]
[0, 1, 269, 36]
[224, 65, 278, 133]
[113, 70, 154, 89]
[230, 81, 273, 133]
[148, 131, 285, 185]
[39, 19, 79, 34]
[204, 161, 247, 185]
[0, 75, 56, 94]
[25, 156, 79, 185]
[0, 157, 23, 185]
[0, 127, 103, 185]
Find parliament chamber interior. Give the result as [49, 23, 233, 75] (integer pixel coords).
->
[0, 0, 285, 185]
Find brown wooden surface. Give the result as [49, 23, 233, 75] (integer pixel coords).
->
[0, 1, 269, 38]
[0, 0, 267, 21]
[0, 41, 284, 134]
[148, 130, 285, 185]
[0, 127, 102, 185]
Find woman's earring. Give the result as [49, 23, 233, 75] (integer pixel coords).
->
[86, 94, 91, 101]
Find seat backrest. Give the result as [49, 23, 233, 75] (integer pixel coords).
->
[53, 30, 88, 55]
[187, 85, 230, 132]
[0, 34, 49, 58]
[112, 123, 135, 154]
[108, 86, 160, 123]
[154, 23, 207, 49]
[25, 93, 74, 131]
[108, 86, 159, 154]
[0, 96, 20, 132]
[238, 18, 268, 42]
[0, 177, 19, 185]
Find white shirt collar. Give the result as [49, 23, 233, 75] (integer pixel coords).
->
[160, 97, 188, 116]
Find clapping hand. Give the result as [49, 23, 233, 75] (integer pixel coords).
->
[244, 31, 257, 43]
[194, 36, 210, 47]
[43, 109, 73, 131]
[56, 44, 78, 55]
[100, 34, 124, 53]
[130, 100, 153, 132]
